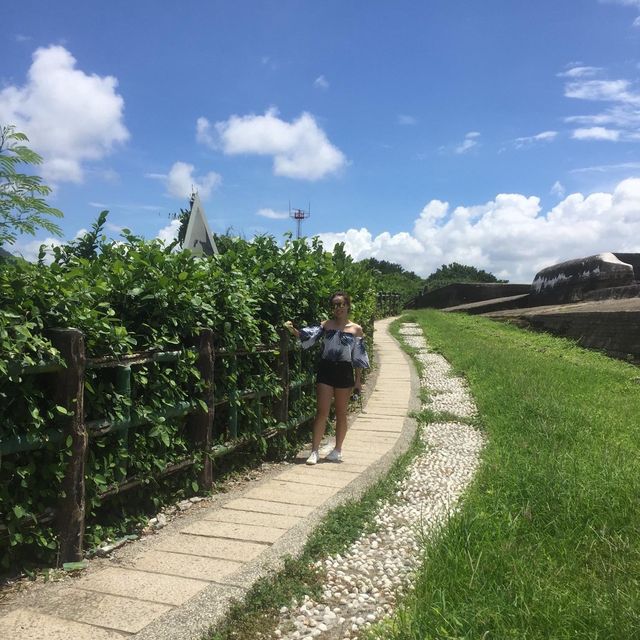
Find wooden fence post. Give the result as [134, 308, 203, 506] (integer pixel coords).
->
[188, 329, 215, 490]
[50, 328, 87, 564]
[276, 328, 290, 425]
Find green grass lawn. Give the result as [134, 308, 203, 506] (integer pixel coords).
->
[378, 310, 640, 640]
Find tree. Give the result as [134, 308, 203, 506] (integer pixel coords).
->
[358, 257, 426, 304]
[424, 262, 506, 290]
[0, 125, 63, 248]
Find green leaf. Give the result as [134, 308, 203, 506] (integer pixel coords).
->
[13, 505, 26, 519]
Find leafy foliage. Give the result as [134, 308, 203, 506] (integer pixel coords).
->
[359, 257, 426, 306]
[0, 125, 63, 247]
[0, 217, 376, 570]
[423, 261, 506, 291]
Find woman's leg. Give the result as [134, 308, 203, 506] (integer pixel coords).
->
[333, 387, 352, 451]
[311, 383, 334, 452]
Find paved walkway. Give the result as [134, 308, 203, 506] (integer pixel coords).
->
[0, 318, 418, 640]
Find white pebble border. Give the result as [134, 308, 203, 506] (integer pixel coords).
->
[266, 323, 485, 640]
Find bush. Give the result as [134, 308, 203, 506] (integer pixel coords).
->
[0, 224, 375, 570]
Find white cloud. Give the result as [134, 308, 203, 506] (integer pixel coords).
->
[563, 69, 640, 141]
[156, 219, 181, 243]
[147, 162, 222, 200]
[634, 15, 640, 25]
[600, 0, 640, 8]
[551, 181, 566, 198]
[313, 75, 329, 90]
[0, 45, 129, 183]
[257, 208, 289, 220]
[571, 161, 640, 174]
[317, 177, 640, 282]
[397, 114, 417, 125]
[565, 104, 640, 129]
[199, 108, 347, 180]
[557, 65, 602, 78]
[514, 130, 558, 148]
[565, 79, 640, 104]
[454, 132, 480, 154]
[166, 162, 221, 200]
[572, 126, 621, 141]
[196, 116, 216, 147]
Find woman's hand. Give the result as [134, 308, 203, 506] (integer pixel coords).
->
[283, 320, 298, 337]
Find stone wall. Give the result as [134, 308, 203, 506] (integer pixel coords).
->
[484, 299, 640, 363]
[408, 282, 530, 309]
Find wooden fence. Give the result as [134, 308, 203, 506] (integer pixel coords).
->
[376, 292, 402, 317]
[1, 328, 316, 563]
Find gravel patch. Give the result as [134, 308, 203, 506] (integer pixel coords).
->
[268, 323, 485, 639]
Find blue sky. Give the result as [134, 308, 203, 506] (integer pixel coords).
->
[2, 0, 640, 281]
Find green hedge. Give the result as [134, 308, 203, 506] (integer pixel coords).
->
[0, 229, 375, 570]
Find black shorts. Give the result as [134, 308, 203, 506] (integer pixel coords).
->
[316, 360, 354, 389]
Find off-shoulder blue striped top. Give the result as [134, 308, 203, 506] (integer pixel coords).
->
[299, 325, 369, 369]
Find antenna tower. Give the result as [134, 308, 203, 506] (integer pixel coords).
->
[289, 203, 311, 239]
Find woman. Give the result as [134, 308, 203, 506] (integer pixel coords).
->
[285, 292, 369, 465]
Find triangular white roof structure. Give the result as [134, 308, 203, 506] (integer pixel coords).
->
[183, 192, 219, 255]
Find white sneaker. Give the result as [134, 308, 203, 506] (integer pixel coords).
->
[325, 449, 342, 463]
[306, 450, 319, 465]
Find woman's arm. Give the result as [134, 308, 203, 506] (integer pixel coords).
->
[354, 367, 362, 393]
[285, 321, 325, 348]
[283, 320, 300, 338]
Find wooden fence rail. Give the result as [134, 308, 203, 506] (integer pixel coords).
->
[376, 292, 402, 317]
[1, 327, 316, 563]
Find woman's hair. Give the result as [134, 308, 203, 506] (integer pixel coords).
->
[329, 291, 351, 308]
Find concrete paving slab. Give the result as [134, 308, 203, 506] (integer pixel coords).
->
[277, 467, 360, 488]
[244, 480, 338, 506]
[364, 401, 411, 408]
[181, 520, 285, 544]
[77, 567, 208, 606]
[344, 443, 397, 455]
[157, 533, 267, 562]
[346, 432, 399, 443]
[351, 422, 404, 433]
[360, 407, 409, 416]
[127, 550, 243, 582]
[328, 451, 384, 464]
[222, 497, 315, 517]
[340, 441, 395, 455]
[27, 586, 171, 634]
[0, 608, 126, 640]
[207, 508, 303, 529]
[316, 461, 368, 472]
[350, 413, 404, 424]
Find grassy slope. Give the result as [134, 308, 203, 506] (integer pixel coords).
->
[383, 310, 640, 640]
